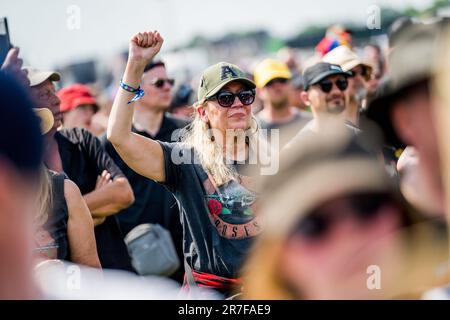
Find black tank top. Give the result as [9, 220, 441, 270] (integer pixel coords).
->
[44, 171, 71, 261]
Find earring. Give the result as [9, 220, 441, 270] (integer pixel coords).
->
[205, 121, 215, 142]
[247, 117, 259, 136]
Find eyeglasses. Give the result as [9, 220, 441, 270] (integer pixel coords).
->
[290, 193, 396, 241]
[209, 89, 256, 108]
[266, 78, 289, 87]
[151, 78, 175, 88]
[315, 78, 348, 93]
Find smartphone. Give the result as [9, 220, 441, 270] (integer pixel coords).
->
[0, 17, 12, 66]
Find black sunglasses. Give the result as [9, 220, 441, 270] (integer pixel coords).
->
[291, 193, 395, 241]
[316, 77, 348, 93]
[151, 78, 175, 88]
[209, 89, 256, 108]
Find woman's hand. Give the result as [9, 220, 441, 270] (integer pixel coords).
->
[128, 31, 164, 68]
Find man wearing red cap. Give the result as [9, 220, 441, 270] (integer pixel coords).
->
[57, 84, 99, 132]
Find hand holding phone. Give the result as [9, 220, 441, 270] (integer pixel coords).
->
[0, 18, 30, 87]
[1, 47, 30, 86]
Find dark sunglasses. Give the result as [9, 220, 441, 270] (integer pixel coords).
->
[151, 78, 175, 88]
[266, 78, 289, 87]
[351, 66, 371, 81]
[316, 77, 348, 93]
[291, 193, 396, 241]
[209, 89, 256, 108]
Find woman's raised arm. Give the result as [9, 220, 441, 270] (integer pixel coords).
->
[107, 31, 166, 182]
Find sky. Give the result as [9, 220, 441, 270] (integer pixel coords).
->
[1, 0, 435, 68]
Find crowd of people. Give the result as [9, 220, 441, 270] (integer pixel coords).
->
[2, 16, 450, 300]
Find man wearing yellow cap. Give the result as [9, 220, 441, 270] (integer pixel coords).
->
[253, 59, 311, 147]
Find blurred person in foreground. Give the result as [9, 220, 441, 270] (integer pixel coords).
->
[323, 45, 373, 125]
[25, 66, 135, 271]
[57, 83, 99, 132]
[0, 72, 42, 299]
[396, 146, 442, 216]
[34, 259, 219, 299]
[253, 58, 311, 147]
[366, 20, 450, 217]
[108, 31, 274, 298]
[242, 124, 448, 299]
[33, 108, 101, 268]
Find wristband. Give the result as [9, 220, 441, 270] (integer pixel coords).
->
[120, 80, 145, 104]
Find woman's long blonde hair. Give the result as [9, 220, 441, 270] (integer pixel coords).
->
[34, 167, 53, 227]
[181, 104, 273, 186]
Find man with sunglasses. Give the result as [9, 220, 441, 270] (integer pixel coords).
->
[253, 59, 311, 147]
[101, 60, 188, 283]
[299, 62, 353, 134]
[323, 45, 373, 125]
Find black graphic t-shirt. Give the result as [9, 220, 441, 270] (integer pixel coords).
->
[158, 141, 262, 279]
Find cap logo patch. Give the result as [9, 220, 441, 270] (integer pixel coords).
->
[330, 65, 341, 71]
[220, 65, 237, 80]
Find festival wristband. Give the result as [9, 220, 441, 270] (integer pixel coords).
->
[120, 80, 145, 104]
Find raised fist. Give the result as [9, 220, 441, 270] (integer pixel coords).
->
[128, 31, 164, 66]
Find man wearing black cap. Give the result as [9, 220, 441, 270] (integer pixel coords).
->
[0, 73, 42, 298]
[366, 20, 449, 216]
[299, 62, 353, 134]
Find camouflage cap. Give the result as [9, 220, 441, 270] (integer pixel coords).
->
[196, 62, 255, 106]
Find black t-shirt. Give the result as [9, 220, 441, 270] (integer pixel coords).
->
[158, 141, 262, 279]
[55, 128, 124, 194]
[100, 113, 189, 282]
[55, 128, 132, 271]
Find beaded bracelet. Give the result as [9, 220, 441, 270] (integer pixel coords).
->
[120, 80, 145, 104]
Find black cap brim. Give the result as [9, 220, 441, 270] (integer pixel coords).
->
[306, 70, 353, 90]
